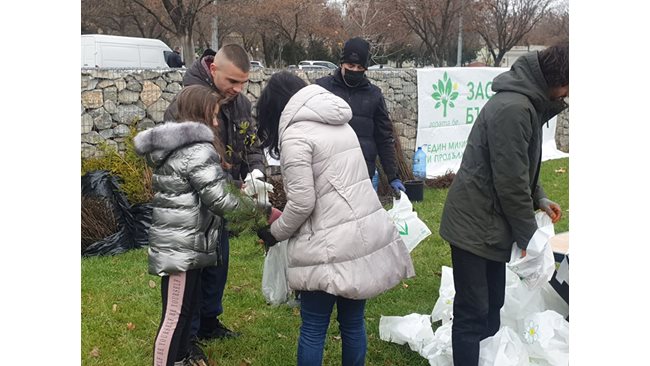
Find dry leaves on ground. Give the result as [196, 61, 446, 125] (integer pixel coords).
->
[90, 347, 100, 358]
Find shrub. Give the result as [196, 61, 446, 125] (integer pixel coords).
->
[81, 127, 153, 204]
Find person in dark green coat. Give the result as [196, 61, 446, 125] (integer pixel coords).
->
[439, 43, 569, 366]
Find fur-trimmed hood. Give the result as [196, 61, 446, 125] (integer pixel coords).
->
[133, 121, 214, 167]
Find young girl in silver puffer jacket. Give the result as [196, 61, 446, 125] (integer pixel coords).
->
[134, 84, 242, 366]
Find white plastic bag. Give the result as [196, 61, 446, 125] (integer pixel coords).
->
[431, 266, 455, 324]
[379, 313, 435, 354]
[518, 311, 569, 366]
[508, 212, 556, 289]
[479, 327, 530, 366]
[261, 239, 290, 305]
[500, 268, 547, 330]
[387, 192, 432, 252]
[555, 253, 569, 285]
[500, 267, 568, 331]
[422, 321, 453, 366]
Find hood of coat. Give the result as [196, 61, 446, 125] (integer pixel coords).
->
[133, 121, 215, 167]
[183, 55, 216, 89]
[492, 52, 567, 123]
[278, 84, 352, 143]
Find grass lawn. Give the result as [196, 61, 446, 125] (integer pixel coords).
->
[81, 158, 569, 365]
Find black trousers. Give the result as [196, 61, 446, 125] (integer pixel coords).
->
[450, 245, 506, 366]
[190, 230, 230, 337]
[153, 269, 202, 366]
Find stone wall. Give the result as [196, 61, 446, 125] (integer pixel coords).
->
[555, 101, 569, 153]
[81, 68, 569, 160]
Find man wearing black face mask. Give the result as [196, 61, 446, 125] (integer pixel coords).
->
[315, 37, 405, 196]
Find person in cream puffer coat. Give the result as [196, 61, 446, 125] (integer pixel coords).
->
[255, 71, 415, 366]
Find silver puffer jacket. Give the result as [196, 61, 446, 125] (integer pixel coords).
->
[134, 121, 241, 276]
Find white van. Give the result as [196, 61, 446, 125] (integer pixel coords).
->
[81, 34, 173, 68]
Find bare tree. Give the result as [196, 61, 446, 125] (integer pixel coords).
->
[393, 0, 463, 67]
[343, 0, 410, 63]
[249, 0, 333, 66]
[82, 0, 167, 41]
[208, 0, 281, 66]
[82, 0, 353, 68]
[524, 0, 568, 46]
[131, 0, 215, 67]
[469, 0, 553, 66]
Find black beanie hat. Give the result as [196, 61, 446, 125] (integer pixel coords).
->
[340, 37, 370, 69]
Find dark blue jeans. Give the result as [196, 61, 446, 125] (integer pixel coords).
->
[450, 245, 506, 366]
[297, 291, 367, 366]
[189, 231, 230, 337]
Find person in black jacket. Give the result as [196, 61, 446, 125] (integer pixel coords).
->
[439, 43, 568, 366]
[201, 48, 216, 59]
[315, 37, 405, 195]
[167, 46, 185, 68]
[163, 44, 267, 364]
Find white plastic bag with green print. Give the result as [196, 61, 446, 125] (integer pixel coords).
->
[387, 192, 432, 252]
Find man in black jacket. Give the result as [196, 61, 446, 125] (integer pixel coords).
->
[315, 37, 405, 195]
[165, 44, 265, 183]
[164, 44, 266, 364]
[439, 43, 568, 366]
[167, 46, 185, 68]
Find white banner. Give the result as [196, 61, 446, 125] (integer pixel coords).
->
[416, 67, 567, 178]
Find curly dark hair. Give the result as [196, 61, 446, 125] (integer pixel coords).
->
[538, 42, 569, 88]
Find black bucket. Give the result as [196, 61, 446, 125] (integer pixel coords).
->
[404, 180, 424, 202]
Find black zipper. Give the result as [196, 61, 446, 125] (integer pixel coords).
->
[216, 219, 225, 266]
[204, 216, 215, 252]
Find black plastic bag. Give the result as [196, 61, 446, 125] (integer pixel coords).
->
[81, 170, 151, 257]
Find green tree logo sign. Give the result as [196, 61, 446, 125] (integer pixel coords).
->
[431, 72, 459, 117]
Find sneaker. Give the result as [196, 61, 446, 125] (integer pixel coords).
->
[197, 318, 241, 340]
[185, 339, 209, 366]
[173, 357, 199, 366]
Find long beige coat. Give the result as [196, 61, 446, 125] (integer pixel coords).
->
[270, 84, 415, 300]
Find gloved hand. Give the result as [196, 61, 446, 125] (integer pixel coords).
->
[243, 169, 273, 210]
[268, 207, 282, 225]
[390, 179, 406, 194]
[256, 226, 278, 250]
[539, 198, 562, 224]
